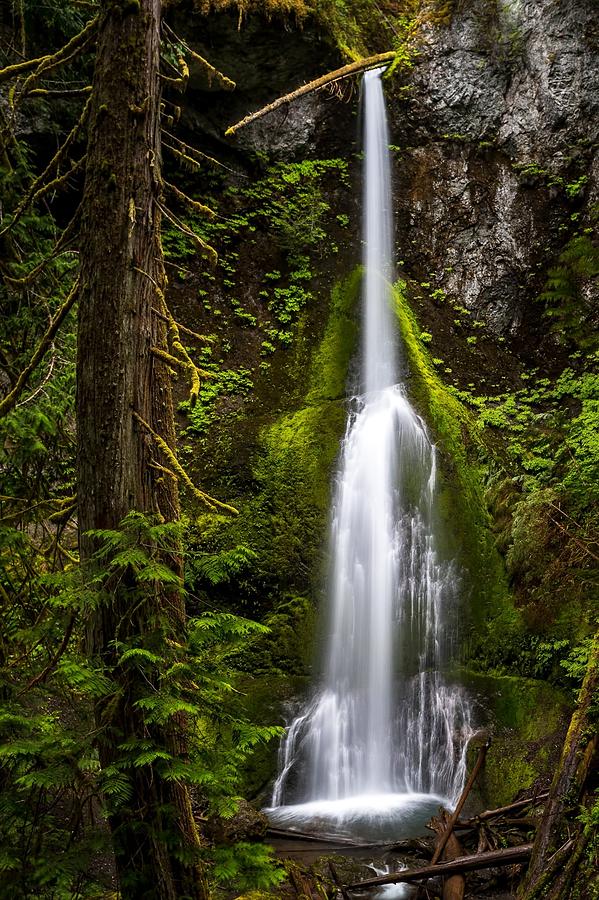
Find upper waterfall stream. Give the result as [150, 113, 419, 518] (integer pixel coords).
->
[267, 68, 473, 840]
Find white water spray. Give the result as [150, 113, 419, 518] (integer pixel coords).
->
[268, 68, 472, 837]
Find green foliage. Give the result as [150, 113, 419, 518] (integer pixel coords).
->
[180, 367, 254, 435]
[537, 234, 599, 349]
[0, 509, 283, 896]
[209, 842, 285, 890]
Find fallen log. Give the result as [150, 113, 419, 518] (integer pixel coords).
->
[347, 843, 534, 890]
[457, 792, 549, 827]
[266, 826, 360, 845]
[430, 739, 490, 866]
[225, 51, 397, 137]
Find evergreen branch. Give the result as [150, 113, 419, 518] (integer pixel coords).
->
[0, 16, 97, 85]
[164, 181, 215, 218]
[133, 412, 238, 516]
[162, 22, 235, 91]
[0, 277, 79, 418]
[16, 348, 55, 407]
[225, 50, 397, 136]
[0, 98, 91, 238]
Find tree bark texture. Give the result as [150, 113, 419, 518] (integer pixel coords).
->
[76, 2, 206, 897]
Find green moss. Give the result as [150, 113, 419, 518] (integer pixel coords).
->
[249, 270, 360, 583]
[392, 279, 517, 648]
[462, 670, 569, 807]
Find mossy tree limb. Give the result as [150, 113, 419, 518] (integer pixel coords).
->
[225, 50, 397, 136]
[0, 15, 98, 85]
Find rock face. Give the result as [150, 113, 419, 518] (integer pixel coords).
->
[413, 0, 598, 159]
[391, 0, 598, 337]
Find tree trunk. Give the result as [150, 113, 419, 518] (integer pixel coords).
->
[76, 2, 206, 897]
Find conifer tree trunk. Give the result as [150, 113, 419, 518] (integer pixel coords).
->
[76, 1, 207, 897]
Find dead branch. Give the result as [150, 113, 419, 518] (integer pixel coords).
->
[0, 97, 91, 238]
[158, 202, 217, 266]
[457, 792, 549, 827]
[164, 180, 215, 218]
[162, 22, 235, 91]
[430, 811, 465, 900]
[225, 50, 397, 137]
[0, 277, 79, 418]
[519, 635, 599, 898]
[0, 16, 97, 85]
[430, 740, 490, 865]
[347, 844, 534, 890]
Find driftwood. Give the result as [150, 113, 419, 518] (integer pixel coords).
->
[225, 51, 397, 137]
[347, 843, 534, 890]
[430, 740, 490, 866]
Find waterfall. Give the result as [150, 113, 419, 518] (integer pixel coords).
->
[267, 68, 473, 838]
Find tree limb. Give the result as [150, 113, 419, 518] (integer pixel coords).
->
[347, 844, 534, 890]
[225, 50, 397, 137]
[162, 22, 235, 91]
[0, 16, 97, 85]
[133, 412, 238, 516]
[0, 277, 79, 418]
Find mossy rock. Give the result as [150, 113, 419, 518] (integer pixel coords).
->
[462, 670, 571, 808]
[393, 277, 518, 648]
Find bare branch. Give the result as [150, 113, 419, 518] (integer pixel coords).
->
[0, 16, 98, 85]
[225, 50, 396, 136]
[0, 277, 79, 418]
[162, 22, 235, 91]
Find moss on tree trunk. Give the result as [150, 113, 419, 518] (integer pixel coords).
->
[76, 1, 207, 897]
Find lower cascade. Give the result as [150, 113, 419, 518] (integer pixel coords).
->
[267, 67, 473, 838]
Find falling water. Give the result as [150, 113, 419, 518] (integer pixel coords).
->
[267, 68, 472, 838]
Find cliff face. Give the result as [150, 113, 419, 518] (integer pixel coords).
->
[393, 0, 598, 336]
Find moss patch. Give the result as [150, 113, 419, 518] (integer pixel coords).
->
[392, 278, 519, 650]
[462, 670, 570, 808]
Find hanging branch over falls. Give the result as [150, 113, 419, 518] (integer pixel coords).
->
[225, 51, 397, 137]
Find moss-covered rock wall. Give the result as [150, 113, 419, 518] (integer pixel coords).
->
[158, 0, 597, 808]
